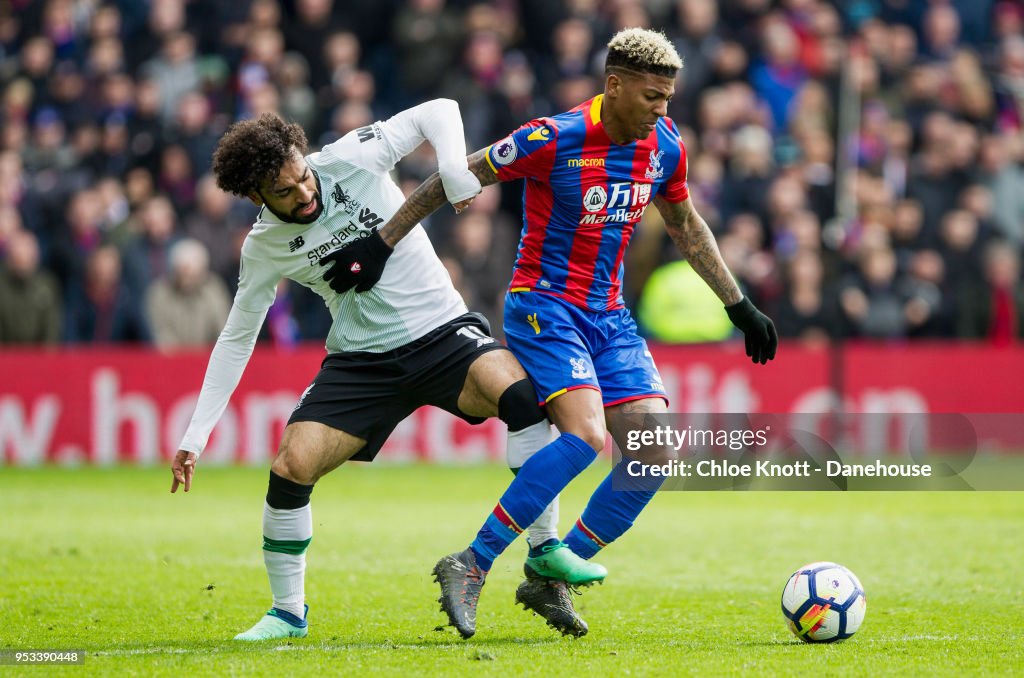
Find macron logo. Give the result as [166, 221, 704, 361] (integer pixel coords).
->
[568, 158, 604, 168]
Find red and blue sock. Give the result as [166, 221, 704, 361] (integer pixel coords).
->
[564, 457, 665, 559]
[469, 433, 596, 571]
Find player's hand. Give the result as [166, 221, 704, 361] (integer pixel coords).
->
[320, 230, 394, 294]
[453, 197, 475, 214]
[725, 297, 778, 365]
[171, 450, 198, 493]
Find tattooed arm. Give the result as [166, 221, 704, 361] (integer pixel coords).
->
[378, 149, 500, 248]
[654, 195, 743, 306]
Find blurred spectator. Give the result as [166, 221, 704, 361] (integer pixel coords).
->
[127, 78, 165, 171]
[441, 211, 503, 329]
[321, 30, 361, 98]
[157, 143, 196, 211]
[921, 3, 961, 62]
[63, 244, 150, 343]
[957, 241, 1024, 343]
[671, 0, 722, 126]
[47, 187, 106, 295]
[441, 30, 507, 145]
[145, 238, 230, 348]
[939, 209, 987, 300]
[537, 18, 594, 94]
[183, 174, 249, 287]
[890, 198, 929, 260]
[276, 53, 317, 137]
[267, 279, 300, 349]
[771, 248, 840, 343]
[0, 204, 22, 254]
[140, 31, 200, 123]
[121, 195, 180, 291]
[22, 107, 74, 173]
[0, 229, 61, 344]
[839, 245, 938, 339]
[977, 134, 1024, 245]
[392, 0, 462, 105]
[172, 91, 220, 177]
[283, 0, 339, 93]
[721, 125, 775, 227]
[905, 248, 953, 337]
[750, 16, 807, 132]
[237, 28, 286, 120]
[318, 101, 373, 148]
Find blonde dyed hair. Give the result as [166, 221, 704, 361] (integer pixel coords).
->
[606, 28, 682, 77]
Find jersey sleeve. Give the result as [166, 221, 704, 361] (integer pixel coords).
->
[320, 121, 394, 173]
[658, 131, 689, 203]
[177, 238, 279, 455]
[486, 119, 558, 182]
[320, 99, 478, 202]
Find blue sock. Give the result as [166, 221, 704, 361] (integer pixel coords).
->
[564, 457, 665, 560]
[469, 433, 596, 571]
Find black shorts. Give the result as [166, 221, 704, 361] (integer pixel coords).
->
[288, 312, 508, 461]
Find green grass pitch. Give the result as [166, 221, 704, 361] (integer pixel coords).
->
[1, 463, 1022, 676]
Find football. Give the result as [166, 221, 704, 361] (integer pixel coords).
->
[781, 562, 867, 643]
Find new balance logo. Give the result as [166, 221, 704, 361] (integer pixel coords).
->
[288, 236, 305, 252]
[356, 125, 377, 143]
[457, 325, 495, 348]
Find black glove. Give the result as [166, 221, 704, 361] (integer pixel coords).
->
[725, 297, 778, 365]
[320, 230, 393, 293]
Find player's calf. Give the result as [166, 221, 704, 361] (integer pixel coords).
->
[259, 470, 314, 625]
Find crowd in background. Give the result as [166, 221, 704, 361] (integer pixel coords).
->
[1, 0, 1022, 349]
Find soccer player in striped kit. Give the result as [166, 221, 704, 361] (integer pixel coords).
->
[323, 28, 778, 639]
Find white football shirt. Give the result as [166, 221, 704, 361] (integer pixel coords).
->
[179, 99, 477, 455]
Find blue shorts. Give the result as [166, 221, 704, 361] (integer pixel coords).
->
[503, 291, 668, 407]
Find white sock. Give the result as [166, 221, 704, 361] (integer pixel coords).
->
[527, 498, 560, 547]
[507, 421, 561, 546]
[262, 502, 312, 619]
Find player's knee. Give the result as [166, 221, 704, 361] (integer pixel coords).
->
[266, 468, 314, 509]
[271, 449, 317, 487]
[497, 379, 546, 432]
[573, 423, 607, 453]
[560, 408, 607, 451]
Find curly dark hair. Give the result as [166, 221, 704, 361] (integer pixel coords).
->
[212, 113, 309, 197]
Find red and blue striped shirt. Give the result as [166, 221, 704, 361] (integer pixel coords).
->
[487, 95, 689, 311]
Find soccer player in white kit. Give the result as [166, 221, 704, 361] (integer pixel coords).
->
[169, 100, 603, 640]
